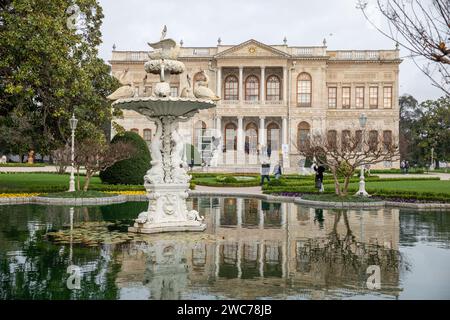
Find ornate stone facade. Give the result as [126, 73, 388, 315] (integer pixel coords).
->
[110, 39, 401, 171]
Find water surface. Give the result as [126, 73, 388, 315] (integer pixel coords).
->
[0, 198, 449, 300]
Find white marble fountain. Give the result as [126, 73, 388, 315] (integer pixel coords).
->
[109, 28, 219, 234]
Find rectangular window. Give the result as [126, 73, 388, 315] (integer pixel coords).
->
[356, 130, 362, 152]
[170, 86, 178, 97]
[328, 87, 337, 109]
[134, 86, 140, 96]
[342, 87, 350, 109]
[355, 87, 364, 109]
[369, 87, 378, 109]
[384, 86, 392, 108]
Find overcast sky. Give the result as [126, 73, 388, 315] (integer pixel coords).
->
[97, 0, 442, 102]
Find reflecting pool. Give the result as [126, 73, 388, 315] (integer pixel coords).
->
[0, 198, 449, 300]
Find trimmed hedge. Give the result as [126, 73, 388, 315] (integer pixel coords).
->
[99, 131, 151, 185]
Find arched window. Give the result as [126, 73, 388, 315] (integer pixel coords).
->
[245, 123, 258, 154]
[267, 122, 280, 152]
[297, 73, 312, 107]
[327, 130, 337, 149]
[130, 128, 139, 134]
[266, 75, 281, 101]
[341, 130, 351, 151]
[224, 122, 237, 152]
[245, 75, 259, 101]
[143, 129, 152, 144]
[194, 120, 207, 150]
[369, 130, 379, 151]
[383, 130, 392, 150]
[297, 122, 310, 150]
[224, 75, 238, 100]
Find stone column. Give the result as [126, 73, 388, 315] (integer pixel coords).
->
[237, 116, 244, 164]
[259, 116, 265, 147]
[217, 67, 222, 98]
[239, 66, 244, 103]
[237, 241, 242, 279]
[237, 198, 243, 228]
[282, 116, 289, 167]
[260, 67, 265, 103]
[259, 201, 264, 230]
[215, 242, 220, 278]
[283, 66, 288, 102]
[216, 116, 223, 165]
[259, 242, 265, 277]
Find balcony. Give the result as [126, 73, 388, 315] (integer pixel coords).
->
[329, 50, 399, 61]
[291, 47, 327, 57]
[111, 51, 147, 61]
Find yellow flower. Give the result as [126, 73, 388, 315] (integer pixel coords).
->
[0, 193, 40, 198]
[103, 190, 146, 195]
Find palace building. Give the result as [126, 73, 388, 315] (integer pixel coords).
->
[109, 39, 401, 171]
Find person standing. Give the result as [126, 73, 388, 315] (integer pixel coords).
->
[273, 161, 282, 179]
[405, 160, 410, 174]
[400, 160, 405, 174]
[260, 161, 271, 185]
[313, 163, 325, 193]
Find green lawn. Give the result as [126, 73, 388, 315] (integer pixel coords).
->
[0, 173, 143, 193]
[334, 180, 450, 194]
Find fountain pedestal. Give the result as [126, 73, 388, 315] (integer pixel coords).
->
[128, 183, 206, 234]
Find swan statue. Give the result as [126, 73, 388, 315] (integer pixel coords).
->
[193, 70, 220, 101]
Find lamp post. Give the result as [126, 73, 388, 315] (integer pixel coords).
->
[355, 113, 369, 197]
[68, 113, 78, 192]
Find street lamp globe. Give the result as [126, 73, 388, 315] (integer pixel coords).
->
[69, 114, 78, 131]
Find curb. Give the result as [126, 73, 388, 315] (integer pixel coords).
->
[0, 192, 449, 210]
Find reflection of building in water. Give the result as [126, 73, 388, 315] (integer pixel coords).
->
[116, 198, 401, 299]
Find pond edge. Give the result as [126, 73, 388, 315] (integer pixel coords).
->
[0, 192, 449, 210]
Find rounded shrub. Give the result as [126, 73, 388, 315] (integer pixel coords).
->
[99, 131, 151, 185]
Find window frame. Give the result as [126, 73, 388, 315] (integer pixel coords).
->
[224, 75, 239, 101]
[245, 75, 260, 101]
[383, 86, 393, 109]
[297, 73, 312, 107]
[369, 86, 378, 109]
[342, 87, 351, 109]
[355, 87, 365, 109]
[266, 75, 281, 101]
[328, 87, 337, 109]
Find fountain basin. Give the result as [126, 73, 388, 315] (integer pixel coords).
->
[112, 97, 215, 117]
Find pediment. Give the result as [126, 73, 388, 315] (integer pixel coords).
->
[215, 39, 291, 58]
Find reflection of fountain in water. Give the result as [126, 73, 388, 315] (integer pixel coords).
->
[113, 200, 403, 299]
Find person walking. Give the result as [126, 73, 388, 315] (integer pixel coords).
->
[260, 161, 271, 185]
[273, 161, 282, 179]
[313, 163, 325, 193]
[400, 160, 405, 174]
[405, 160, 410, 174]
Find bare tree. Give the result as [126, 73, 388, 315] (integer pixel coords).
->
[52, 144, 71, 174]
[75, 139, 136, 191]
[294, 130, 399, 196]
[357, 0, 450, 95]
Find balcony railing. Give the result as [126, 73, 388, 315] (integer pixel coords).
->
[329, 50, 399, 60]
[291, 47, 326, 56]
[111, 51, 147, 61]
